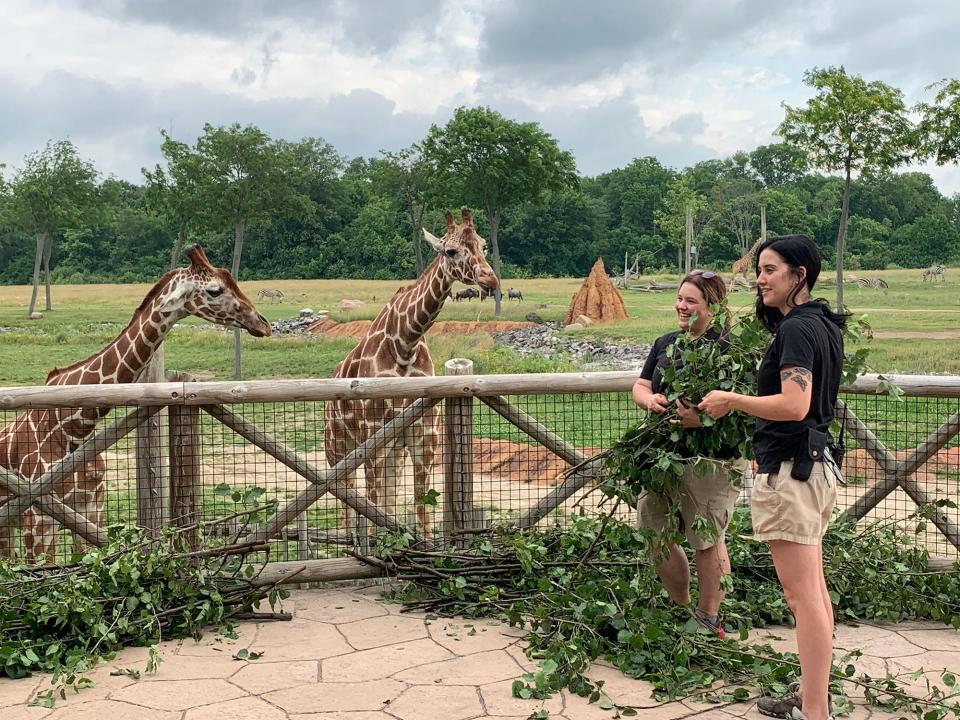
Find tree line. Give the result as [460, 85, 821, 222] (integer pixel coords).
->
[0, 66, 958, 315]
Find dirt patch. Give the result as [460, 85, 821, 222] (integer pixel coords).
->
[473, 438, 604, 485]
[307, 318, 534, 338]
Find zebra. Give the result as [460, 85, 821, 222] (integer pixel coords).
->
[257, 288, 285, 302]
[922, 265, 946, 283]
[856, 277, 888, 290]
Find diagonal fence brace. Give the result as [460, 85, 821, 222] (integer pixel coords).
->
[202, 399, 437, 546]
[0, 406, 162, 531]
[841, 400, 960, 551]
[478, 395, 604, 530]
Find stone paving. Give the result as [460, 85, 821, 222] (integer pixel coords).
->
[1, 584, 959, 720]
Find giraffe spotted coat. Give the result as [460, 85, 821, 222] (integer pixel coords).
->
[0, 246, 271, 562]
[324, 210, 499, 536]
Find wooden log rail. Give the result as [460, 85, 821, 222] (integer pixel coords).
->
[4, 372, 958, 411]
[1, 372, 959, 569]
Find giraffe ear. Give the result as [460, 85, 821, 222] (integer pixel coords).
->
[423, 228, 444, 253]
[185, 244, 214, 270]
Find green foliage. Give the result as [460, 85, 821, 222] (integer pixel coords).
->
[387, 511, 960, 717]
[10, 140, 99, 236]
[779, 67, 914, 176]
[0, 520, 286, 705]
[916, 78, 960, 166]
[603, 309, 765, 513]
[1, 103, 960, 284]
[778, 65, 917, 307]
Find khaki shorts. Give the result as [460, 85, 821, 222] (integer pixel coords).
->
[752, 460, 838, 545]
[637, 460, 744, 550]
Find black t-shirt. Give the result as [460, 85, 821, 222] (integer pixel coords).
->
[639, 328, 740, 459]
[752, 302, 844, 472]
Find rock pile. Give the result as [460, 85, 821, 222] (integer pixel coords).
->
[271, 313, 327, 335]
[492, 322, 652, 372]
[564, 259, 629, 326]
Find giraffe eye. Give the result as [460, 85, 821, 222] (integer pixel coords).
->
[206, 285, 224, 297]
[444, 247, 458, 258]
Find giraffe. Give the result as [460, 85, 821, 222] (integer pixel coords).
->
[728, 236, 766, 289]
[0, 245, 271, 562]
[324, 209, 498, 537]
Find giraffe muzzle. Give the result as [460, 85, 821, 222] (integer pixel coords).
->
[245, 313, 273, 337]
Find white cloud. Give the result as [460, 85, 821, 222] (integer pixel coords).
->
[1, 0, 959, 196]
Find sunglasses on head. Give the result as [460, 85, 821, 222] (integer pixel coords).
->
[690, 269, 718, 279]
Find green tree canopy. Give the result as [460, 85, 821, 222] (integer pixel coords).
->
[421, 106, 578, 314]
[778, 66, 914, 309]
[11, 140, 98, 316]
[143, 130, 207, 269]
[917, 78, 960, 166]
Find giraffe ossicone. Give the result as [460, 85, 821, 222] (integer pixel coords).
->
[325, 208, 499, 539]
[0, 244, 271, 562]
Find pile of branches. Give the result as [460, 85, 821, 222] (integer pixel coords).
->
[375, 309, 960, 717]
[381, 512, 960, 718]
[0, 509, 288, 705]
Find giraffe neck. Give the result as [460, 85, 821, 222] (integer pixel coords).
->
[47, 273, 191, 439]
[389, 256, 453, 360]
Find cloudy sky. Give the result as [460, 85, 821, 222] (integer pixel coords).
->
[3, 0, 959, 194]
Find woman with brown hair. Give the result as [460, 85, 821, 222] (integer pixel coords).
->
[632, 269, 744, 638]
[699, 235, 845, 720]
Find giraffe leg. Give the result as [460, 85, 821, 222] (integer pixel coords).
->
[68, 458, 106, 556]
[0, 494, 14, 560]
[23, 507, 60, 564]
[326, 447, 359, 537]
[407, 414, 440, 538]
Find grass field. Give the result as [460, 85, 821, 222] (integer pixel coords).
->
[0, 267, 958, 386]
[2, 269, 959, 563]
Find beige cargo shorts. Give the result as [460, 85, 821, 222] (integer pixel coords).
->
[752, 459, 839, 545]
[637, 460, 744, 550]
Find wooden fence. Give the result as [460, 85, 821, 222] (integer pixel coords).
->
[0, 368, 958, 582]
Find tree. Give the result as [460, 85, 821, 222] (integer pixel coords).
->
[712, 178, 761, 256]
[778, 66, 913, 309]
[748, 143, 808, 188]
[374, 145, 437, 275]
[143, 131, 207, 270]
[421, 107, 577, 314]
[654, 177, 707, 272]
[916, 78, 960, 166]
[11, 140, 99, 317]
[193, 123, 315, 377]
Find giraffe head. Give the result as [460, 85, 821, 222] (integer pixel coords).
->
[159, 245, 272, 337]
[423, 210, 499, 293]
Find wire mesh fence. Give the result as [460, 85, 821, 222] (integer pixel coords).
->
[0, 374, 957, 566]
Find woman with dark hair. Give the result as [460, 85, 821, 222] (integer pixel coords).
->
[699, 235, 846, 720]
[632, 269, 743, 639]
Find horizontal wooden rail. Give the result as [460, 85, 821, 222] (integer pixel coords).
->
[0, 373, 957, 410]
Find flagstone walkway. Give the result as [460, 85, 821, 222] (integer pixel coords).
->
[1, 584, 958, 720]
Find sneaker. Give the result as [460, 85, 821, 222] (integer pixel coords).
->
[756, 683, 833, 719]
[693, 609, 726, 639]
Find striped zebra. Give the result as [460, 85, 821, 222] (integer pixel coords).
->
[257, 288, 285, 302]
[922, 265, 946, 283]
[856, 277, 888, 290]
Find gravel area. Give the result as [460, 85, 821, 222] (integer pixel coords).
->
[492, 322, 653, 372]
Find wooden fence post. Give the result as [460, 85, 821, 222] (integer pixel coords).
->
[136, 350, 168, 537]
[168, 371, 200, 551]
[443, 358, 479, 548]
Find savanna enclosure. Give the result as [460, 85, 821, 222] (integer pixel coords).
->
[1, 270, 959, 564]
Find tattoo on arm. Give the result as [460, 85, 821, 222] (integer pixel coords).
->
[780, 367, 812, 392]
